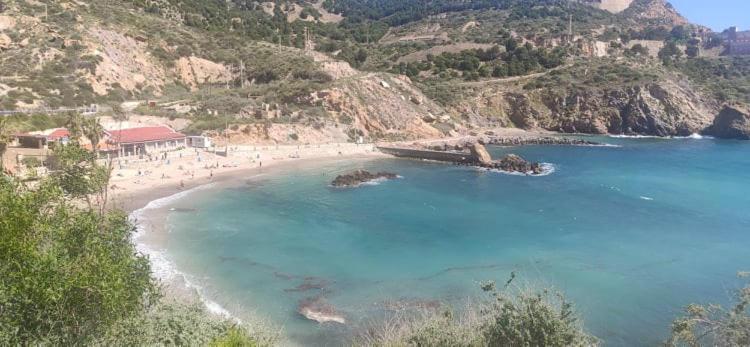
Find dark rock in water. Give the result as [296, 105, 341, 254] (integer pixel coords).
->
[493, 154, 544, 175]
[708, 105, 750, 140]
[331, 170, 398, 187]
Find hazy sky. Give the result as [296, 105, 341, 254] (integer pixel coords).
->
[669, 0, 748, 31]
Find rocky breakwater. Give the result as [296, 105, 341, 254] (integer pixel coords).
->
[426, 136, 601, 152]
[469, 143, 545, 175]
[331, 170, 398, 187]
[484, 136, 600, 146]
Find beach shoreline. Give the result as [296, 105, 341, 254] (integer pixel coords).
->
[121, 143, 389, 331]
[116, 129, 592, 331]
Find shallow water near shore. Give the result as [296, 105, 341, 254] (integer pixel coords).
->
[144, 137, 750, 346]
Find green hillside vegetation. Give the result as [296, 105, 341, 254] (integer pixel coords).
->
[394, 40, 567, 81]
[676, 57, 750, 104]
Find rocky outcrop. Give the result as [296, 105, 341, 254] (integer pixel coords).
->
[174, 56, 231, 90]
[306, 74, 446, 140]
[621, 0, 689, 26]
[494, 154, 544, 175]
[331, 170, 398, 187]
[469, 142, 492, 166]
[469, 144, 544, 175]
[708, 105, 750, 140]
[453, 81, 717, 137]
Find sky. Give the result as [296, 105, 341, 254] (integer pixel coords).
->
[669, 0, 748, 31]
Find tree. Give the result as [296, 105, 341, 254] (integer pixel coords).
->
[0, 118, 10, 172]
[670, 25, 690, 42]
[0, 136, 274, 345]
[659, 41, 683, 65]
[668, 272, 750, 347]
[627, 44, 650, 57]
[0, 177, 157, 345]
[49, 142, 110, 212]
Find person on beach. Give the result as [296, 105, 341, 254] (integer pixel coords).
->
[210, 170, 213, 179]
[180, 180, 185, 189]
[259, 161, 262, 168]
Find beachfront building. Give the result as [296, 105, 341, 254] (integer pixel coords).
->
[187, 135, 212, 149]
[107, 125, 187, 157]
[14, 128, 71, 149]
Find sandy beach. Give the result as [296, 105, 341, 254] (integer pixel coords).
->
[111, 142, 385, 212]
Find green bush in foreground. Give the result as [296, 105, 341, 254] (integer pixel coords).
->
[360, 274, 597, 346]
[95, 301, 268, 346]
[0, 131, 274, 346]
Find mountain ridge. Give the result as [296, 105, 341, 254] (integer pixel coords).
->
[1, 0, 748, 139]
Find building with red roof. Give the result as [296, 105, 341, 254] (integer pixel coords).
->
[106, 126, 187, 157]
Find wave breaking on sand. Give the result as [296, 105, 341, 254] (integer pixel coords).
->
[129, 183, 238, 320]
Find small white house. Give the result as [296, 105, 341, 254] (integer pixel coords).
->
[187, 136, 212, 149]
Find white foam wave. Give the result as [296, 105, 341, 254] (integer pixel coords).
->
[639, 196, 654, 201]
[609, 133, 713, 140]
[578, 143, 623, 148]
[673, 133, 714, 140]
[608, 134, 661, 139]
[129, 182, 239, 322]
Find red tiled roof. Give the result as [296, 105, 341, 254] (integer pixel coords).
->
[107, 126, 186, 144]
[46, 128, 70, 141]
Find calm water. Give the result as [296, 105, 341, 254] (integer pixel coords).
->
[156, 137, 750, 346]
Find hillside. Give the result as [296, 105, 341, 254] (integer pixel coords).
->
[1, 0, 749, 140]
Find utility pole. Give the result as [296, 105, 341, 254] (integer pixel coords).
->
[276, 28, 281, 53]
[240, 59, 245, 88]
[226, 63, 231, 89]
[568, 14, 573, 42]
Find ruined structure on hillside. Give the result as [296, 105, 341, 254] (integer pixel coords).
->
[726, 27, 750, 55]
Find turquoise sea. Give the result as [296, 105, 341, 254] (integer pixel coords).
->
[147, 137, 750, 346]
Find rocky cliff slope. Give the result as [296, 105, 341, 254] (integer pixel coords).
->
[1, 0, 749, 140]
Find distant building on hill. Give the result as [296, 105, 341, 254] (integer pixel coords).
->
[724, 27, 750, 55]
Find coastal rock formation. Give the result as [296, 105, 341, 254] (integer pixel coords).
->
[298, 297, 346, 324]
[494, 154, 544, 175]
[469, 143, 493, 166]
[453, 81, 717, 137]
[467, 143, 544, 175]
[306, 74, 446, 141]
[708, 105, 750, 140]
[331, 170, 398, 187]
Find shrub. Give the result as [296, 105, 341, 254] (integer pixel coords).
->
[668, 272, 750, 347]
[358, 274, 597, 346]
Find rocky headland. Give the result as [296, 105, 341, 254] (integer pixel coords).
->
[708, 105, 750, 140]
[331, 170, 399, 187]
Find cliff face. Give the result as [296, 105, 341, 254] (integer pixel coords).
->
[307, 73, 446, 141]
[708, 105, 750, 140]
[451, 80, 718, 137]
